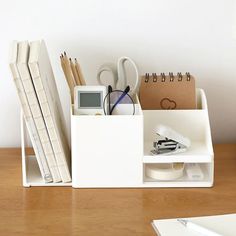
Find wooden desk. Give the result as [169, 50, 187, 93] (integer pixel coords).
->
[0, 144, 236, 236]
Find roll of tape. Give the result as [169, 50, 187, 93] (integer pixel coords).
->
[146, 163, 184, 181]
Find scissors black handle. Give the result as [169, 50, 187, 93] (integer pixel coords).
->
[109, 86, 130, 115]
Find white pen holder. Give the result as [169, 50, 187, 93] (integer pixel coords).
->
[71, 96, 143, 188]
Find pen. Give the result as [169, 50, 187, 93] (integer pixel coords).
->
[177, 219, 222, 236]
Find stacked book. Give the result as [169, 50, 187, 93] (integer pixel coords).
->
[9, 40, 71, 183]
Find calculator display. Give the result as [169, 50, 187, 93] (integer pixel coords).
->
[79, 92, 102, 108]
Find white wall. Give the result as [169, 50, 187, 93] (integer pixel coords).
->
[1, 0, 236, 147]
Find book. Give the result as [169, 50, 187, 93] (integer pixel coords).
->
[16, 41, 61, 183]
[28, 40, 71, 183]
[9, 41, 53, 183]
[139, 72, 196, 110]
[152, 214, 236, 236]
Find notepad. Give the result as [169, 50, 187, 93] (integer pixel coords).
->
[152, 214, 236, 236]
[139, 73, 196, 110]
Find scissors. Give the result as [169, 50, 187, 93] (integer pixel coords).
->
[97, 56, 140, 97]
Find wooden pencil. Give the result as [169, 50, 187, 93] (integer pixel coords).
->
[75, 58, 86, 85]
[70, 58, 81, 86]
[60, 53, 75, 103]
[63, 52, 76, 87]
[60, 54, 67, 77]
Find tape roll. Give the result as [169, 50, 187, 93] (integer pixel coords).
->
[146, 163, 184, 181]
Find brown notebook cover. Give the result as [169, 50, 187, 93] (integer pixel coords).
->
[139, 73, 196, 110]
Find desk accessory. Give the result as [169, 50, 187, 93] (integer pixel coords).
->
[103, 86, 135, 115]
[60, 53, 75, 102]
[75, 58, 86, 85]
[29, 40, 71, 183]
[152, 214, 235, 236]
[9, 41, 53, 183]
[60, 52, 86, 103]
[146, 163, 184, 180]
[143, 89, 213, 187]
[139, 72, 196, 110]
[69, 57, 80, 85]
[97, 56, 140, 98]
[16, 41, 61, 183]
[11, 41, 213, 188]
[151, 125, 191, 155]
[185, 163, 204, 180]
[20, 87, 213, 187]
[74, 85, 107, 115]
[20, 111, 71, 187]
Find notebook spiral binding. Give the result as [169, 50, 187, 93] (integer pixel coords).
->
[144, 72, 192, 83]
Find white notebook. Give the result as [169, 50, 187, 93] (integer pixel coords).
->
[9, 41, 53, 183]
[28, 40, 71, 183]
[16, 41, 61, 183]
[152, 214, 236, 236]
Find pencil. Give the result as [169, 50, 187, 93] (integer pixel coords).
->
[60, 53, 75, 103]
[63, 52, 76, 87]
[60, 54, 67, 77]
[70, 58, 81, 86]
[75, 58, 86, 85]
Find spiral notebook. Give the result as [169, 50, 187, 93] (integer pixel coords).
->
[139, 72, 196, 110]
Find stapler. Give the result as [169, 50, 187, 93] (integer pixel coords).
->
[150, 125, 191, 155]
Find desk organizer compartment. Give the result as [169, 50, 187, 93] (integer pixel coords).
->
[21, 112, 72, 187]
[142, 89, 214, 187]
[71, 100, 143, 188]
[143, 163, 213, 187]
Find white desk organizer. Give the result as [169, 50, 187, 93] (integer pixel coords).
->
[22, 88, 214, 188]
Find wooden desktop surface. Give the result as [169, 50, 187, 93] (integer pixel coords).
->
[0, 144, 236, 236]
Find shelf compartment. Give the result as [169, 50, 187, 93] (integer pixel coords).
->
[142, 89, 214, 187]
[143, 163, 213, 187]
[24, 155, 72, 187]
[143, 141, 213, 163]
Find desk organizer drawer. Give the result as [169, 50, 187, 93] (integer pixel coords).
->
[71, 103, 143, 188]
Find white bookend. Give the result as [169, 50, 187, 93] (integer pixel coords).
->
[9, 41, 53, 183]
[28, 40, 71, 183]
[16, 41, 61, 183]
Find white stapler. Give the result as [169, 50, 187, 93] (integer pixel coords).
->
[150, 125, 191, 155]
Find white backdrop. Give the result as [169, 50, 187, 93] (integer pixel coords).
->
[1, 0, 236, 147]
